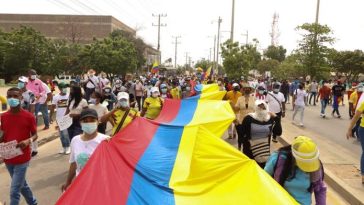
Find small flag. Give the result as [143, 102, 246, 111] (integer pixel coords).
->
[151, 61, 159, 74]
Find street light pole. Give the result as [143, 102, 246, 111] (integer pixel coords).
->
[172, 36, 181, 68]
[216, 17, 222, 71]
[230, 0, 235, 42]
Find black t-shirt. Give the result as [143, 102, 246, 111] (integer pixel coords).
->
[332, 85, 345, 97]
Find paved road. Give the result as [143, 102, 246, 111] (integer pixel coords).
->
[285, 100, 361, 163]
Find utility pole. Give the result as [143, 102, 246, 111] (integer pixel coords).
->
[230, 0, 235, 41]
[185, 52, 189, 69]
[172, 36, 181, 68]
[152, 14, 167, 63]
[216, 17, 222, 71]
[209, 48, 212, 62]
[242, 30, 248, 45]
[315, 0, 320, 24]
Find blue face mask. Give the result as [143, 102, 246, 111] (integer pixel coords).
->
[120, 101, 129, 108]
[81, 122, 98, 134]
[17, 82, 25, 89]
[8, 98, 20, 107]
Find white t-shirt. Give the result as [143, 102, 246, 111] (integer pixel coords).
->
[89, 104, 108, 120]
[52, 94, 69, 119]
[69, 133, 108, 176]
[86, 76, 99, 89]
[265, 92, 285, 113]
[22, 90, 35, 106]
[68, 99, 88, 114]
[38, 82, 51, 104]
[294, 89, 308, 106]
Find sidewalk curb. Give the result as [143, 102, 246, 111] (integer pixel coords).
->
[278, 136, 364, 205]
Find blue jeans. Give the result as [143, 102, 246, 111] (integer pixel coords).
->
[6, 162, 37, 205]
[59, 129, 70, 148]
[359, 127, 364, 175]
[34, 103, 49, 127]
[320, 99, 328, 115]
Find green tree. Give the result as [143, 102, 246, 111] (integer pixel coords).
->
[1, 26, 52, 82]
[257, 59, 280, 75]
[194, 59, 213, 71]
[82, 36, 138, 76]
[221, 39, 261, 79]
[263, 45, 286, 62]
[272, 54, 305, 80]
[296, 23, 335, 80]
[328, 49, 364, 82]
[110, 30, 146, 71]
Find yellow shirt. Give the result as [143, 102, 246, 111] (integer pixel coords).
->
[170, 88, 181, 99]
[226, 91, 242, 105]
[357, 101, 364, 127]
[349, 91, 362, 108]
[112, 108, 139, 136]
[143, 97, 163, 120]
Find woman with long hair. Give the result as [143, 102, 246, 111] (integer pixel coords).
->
[264, 136, 327, 205]
[66, 86, 88, 141]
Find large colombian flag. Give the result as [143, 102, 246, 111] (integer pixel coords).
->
[56, 97, 298, 205]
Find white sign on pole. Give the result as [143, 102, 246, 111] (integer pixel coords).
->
[0, 140, 23, 159]
[57, 114, 73, 131]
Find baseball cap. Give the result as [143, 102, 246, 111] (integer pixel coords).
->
[292, 136, 320, 172]
[160, 84, 167, 89]
[80, 108, 98, 121]
[18, 76, 28, 83]
[58, 82, 68, 88]
[151, 87, 159, 93]
[117, 92, 129, 101]
[232, 83, 239, 87]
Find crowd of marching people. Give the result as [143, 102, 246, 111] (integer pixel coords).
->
[1, 66, 364, 205]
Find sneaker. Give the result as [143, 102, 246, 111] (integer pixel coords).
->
[65, 147, 71, 155]
[31, 151, 38, 157]
[59, 148, 66, 154]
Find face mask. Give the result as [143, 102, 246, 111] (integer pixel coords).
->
[258, 90, 264, 95]
[186, 87, 191, 91]
[89, 98, 97, 104]
[152, 93, 159, 98]
[81, 122, 98, 134]
[120, 101, 129, 108]
[273, 89, 280, 93]
[30, 75, 36, 80]
[256, 109, 268, 121]
[161, 88, 167, 94]
[8, 98, 20, 107]
[18, 82, 25, 89]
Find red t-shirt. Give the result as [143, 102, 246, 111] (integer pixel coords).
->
[1, 109, 36, 164]
[319, 86, 331, 100]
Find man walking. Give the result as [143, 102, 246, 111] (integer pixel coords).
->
[83, 69, 99, 101]
[332, 81, 345, 118]
[309, 80, 319, 105]
[317, 81, 331, 118]
[1, 87, 38, 205]
[266, 83, 286, 142]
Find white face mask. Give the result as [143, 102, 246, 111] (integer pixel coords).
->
[30, 75, 37, 80]
[255, 109, 269, 121]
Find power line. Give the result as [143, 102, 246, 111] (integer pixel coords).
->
[48, 0, 84, 14]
